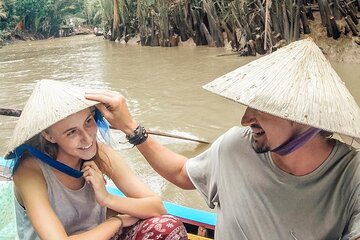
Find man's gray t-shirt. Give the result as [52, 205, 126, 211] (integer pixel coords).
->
[186, 127, 360, 240]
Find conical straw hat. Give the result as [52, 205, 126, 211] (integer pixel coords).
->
[7, 80, 99, 154]
[203, 38, 360, 140]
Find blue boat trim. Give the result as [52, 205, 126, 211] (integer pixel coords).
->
[0, 157, 7, 167]
[107, 186, 216, 226]
[1, 156, 217, 227]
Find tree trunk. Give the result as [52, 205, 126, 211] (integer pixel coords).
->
[203, 0, 224, 47]
[111, 0, 120, 41]
[323, 0, 334, 37]
[335, 0, 347, 17]
[190, 7, 206, 45]
[345, 4, 359, 25]
[221, 21, 239, 50]
[270, 1, 282, 34]
[329, 16, 341, 39]
[182, 5, 194, 38]
[282, 1, 290, 41]
[305, 6, 315, 20]
[255, 34, 266, 54]
[293, 0, 301, 40]
[329, 0, 341, 19]
[317, 0, 329, 26]
[247, 40, 257, 56]
[175, 9, 189, 41]
[345, 16, 359, 35]
[300, 8, 311, 34]
[200, 22, 215, 46]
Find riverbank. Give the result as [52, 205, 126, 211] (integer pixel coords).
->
[1, 22, 359, 64]
[0, 26, 93, 48]
[0, 31, 46, 46]
[306, 16, 360, 64]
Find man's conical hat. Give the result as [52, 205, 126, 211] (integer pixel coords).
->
[7, 80, 99, 154]
[203, 38, 360, 140]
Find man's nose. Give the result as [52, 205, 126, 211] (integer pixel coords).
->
[241, 108, 257, 126]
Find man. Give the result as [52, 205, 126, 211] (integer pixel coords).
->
[86, 38, 360, 239]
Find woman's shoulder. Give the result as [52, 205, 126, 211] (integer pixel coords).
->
[13, 156, 43, 183]
[13, 157, 47, 206]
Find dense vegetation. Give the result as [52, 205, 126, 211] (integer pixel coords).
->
[0, 0, 359, 54]
[0, 0, 85, 38]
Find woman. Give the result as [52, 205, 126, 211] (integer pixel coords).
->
[4, 80, 187, 240]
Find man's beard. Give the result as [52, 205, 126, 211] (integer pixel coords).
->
[251, 139, 270, 153]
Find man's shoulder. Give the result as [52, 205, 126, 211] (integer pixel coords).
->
[335, 141, 360, 181]
[217, 126, 253, 152]
[222, 126, 252, 142]
[224, 126, 251, 137]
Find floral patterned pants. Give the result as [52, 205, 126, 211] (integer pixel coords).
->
[110, 215, 188, 240]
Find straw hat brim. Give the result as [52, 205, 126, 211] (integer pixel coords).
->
[6, 80, 99, 155]
[203, 38, 360, 140]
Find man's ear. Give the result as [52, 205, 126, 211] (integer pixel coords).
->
[41, 131, 56, 144]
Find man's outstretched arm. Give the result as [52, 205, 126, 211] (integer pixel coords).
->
[86, 89, 195, 190]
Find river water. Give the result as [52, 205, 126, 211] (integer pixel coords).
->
[0, 35, 359, 210]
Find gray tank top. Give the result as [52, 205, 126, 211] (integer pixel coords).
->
[15, 160, 106, 240]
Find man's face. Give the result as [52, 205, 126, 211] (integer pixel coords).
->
[241, 108, 302, 153]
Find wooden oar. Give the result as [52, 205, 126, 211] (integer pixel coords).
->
[0, 108, 21, 117]
[0, 108, 210, 144]
[146, 130, 210, 144]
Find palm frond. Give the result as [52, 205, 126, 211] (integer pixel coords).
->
[0, 0, 7, 19]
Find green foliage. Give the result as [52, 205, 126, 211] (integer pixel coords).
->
[99, 0, 113, 23]
[15, 0, 46, 31]
[0, 0, 16, 31]
[43, 0, 85, 36]
[0, 0, 7, 19]
[83, 0, 103, 26]
[119, 0, 137, 36]
[3, 0, 83, 36]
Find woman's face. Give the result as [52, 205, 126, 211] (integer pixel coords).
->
[43, 108, 98, 162]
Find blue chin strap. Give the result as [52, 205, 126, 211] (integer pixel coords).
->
[7, 108, 110, 178]
[9, 144, 83, 178]
[270, 127, 321, 155]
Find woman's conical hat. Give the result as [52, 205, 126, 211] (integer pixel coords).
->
[203, 38, 360, 140]
[7, 80, 99, 153]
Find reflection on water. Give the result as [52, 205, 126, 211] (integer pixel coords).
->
[0, 35, 360, 210]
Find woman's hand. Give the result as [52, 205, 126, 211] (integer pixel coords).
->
[114, 214, 139, 228]
[82, 161, 109, 206]
[85, 90, 138, 135]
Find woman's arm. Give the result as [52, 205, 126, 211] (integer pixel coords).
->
[101, 194, 165, 219]
[69, 216, 123, 240]
[86, 144, 167, 219]
[14, 158, 123, 240]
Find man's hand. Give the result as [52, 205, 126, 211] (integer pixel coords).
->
[85, 89, 138, 134]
